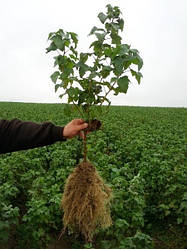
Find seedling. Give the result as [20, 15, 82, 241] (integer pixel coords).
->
[46, 4, 143, 242]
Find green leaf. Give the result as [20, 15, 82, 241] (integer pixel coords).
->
[137, 55, 143, 70]
[117, 76, 130, 93]
[131, 55, 143, 70]
[77, 62, 89, 77]
[89, 26, 105, 36]
[57, 29, 65, 37]
[115, 218, 129, 229]
[95, 32, 106, 41]
[59, 74, 72, 88]
[46, 42, 57, 53]
[106, 4, 113, 16]
[104, 47, 113, 57]
[79, 66, 87, 78]
[101, 66, 112, 78]
[130, 49, 139, 54]
[48, 32, 55, 40]
[53, 55, 63, 67]
[130, 69, 143, 84]
[112, 57, 125, 76]
[111, 44, 129, 59]
[177, 218, 183, 224]
[78, 91, 88, 105]
[118, 44, 129, 55]
[80, 53, 89, 63]
[111, 22, 120, 31]
[50, 71, 60, 83]
[69, 32, 78, 48]
[54, 83, 62, 92]
[113, 6, 121, 18]
[183, 192, 187, 200]
[89, 26, 98, 35]
[52, 36, 65, 51]
[123, 60, 132, 70]
[105, 22, 112, 32]
[98, 12, 107, 24]
[59, 92, 66, 99]
[66, 87, 80, 102]
[70, 46, 78, 57]
[119, 18, 124, 31]
[69, 53, 77, 61]
[66, 59, 75, 69]
[111, 32, 121, 45]
[88, 72, 99, 79]
[89, 41, 103, 56]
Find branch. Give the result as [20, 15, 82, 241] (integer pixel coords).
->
[72, 100, 84, 117]
[99, 79, 117, 106]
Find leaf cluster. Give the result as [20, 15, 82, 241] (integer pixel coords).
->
[46, 4, 143, 120]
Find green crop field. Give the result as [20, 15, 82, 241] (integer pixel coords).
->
[0, 102, 186, 249]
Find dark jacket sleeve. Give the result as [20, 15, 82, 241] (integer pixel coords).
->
[0, 119, 67, 154]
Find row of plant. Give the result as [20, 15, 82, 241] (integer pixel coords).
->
[0, 102, 186, 248]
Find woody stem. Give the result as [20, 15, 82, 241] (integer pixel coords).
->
[83, 131, 87, 162]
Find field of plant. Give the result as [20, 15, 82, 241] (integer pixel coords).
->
[0, 102, 186, 249]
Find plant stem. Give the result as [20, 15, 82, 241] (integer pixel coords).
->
[72, 100, 84, 118]
[83, 131, 87, 162]
[99, 80, 117, 107]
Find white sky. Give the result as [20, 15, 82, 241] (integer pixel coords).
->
[0, 0, 186, 107]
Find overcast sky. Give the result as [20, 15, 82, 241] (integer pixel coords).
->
[0, 0, 186, 107]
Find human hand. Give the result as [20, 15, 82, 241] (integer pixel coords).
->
[63, 119, 88, 139]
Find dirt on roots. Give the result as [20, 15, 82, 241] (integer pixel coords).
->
[60, 161, 112, 242]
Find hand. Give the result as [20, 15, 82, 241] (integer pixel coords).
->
[63, 119, 88, 139]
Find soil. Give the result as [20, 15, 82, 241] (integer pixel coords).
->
[85, 119, 101, 132]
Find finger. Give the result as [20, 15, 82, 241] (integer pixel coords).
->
[79, 122, 88, 130]
[74, 119, 85, 125]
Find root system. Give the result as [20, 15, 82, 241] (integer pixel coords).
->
[60, 161, 112, 242]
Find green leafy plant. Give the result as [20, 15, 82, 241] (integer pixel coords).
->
[46, 4, 143, 123]
[46, 4, 143, 243]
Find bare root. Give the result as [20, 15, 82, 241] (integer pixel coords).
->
[60, 161, 112, 242]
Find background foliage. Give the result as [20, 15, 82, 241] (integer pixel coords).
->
[0, 102, 186, 249]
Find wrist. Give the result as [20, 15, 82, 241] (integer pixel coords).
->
[62, 127, 68, 139]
